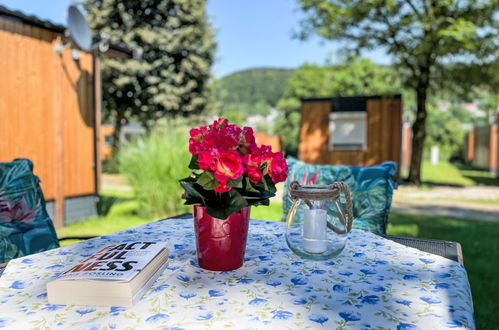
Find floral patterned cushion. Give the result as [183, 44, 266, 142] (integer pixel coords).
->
[0, 159, 59, 263]
[282, 157, 397, 235]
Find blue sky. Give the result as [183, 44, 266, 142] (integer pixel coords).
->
[0, 0, 390, 77]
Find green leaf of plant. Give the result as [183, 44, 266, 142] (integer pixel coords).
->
[183, 194, 204, 206]
[243, 177, 260, 193]
[204, 206, 229, 219]
[179, 175, 197, 184]
[181, 183, 206, 202]
[226, 189, 249, 211]
[204, 189, 248, 219]
[197, 171, 219, 190]
[188, 156, 199, 170]
[264, 175, 277, 193]
[246, 198, 270, 207]
[227, 176, 243, 188]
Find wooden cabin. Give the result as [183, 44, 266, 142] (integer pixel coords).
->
[0, 5, 131, 227]
[298, 95, 402, 175]
[465, 124, 498, 174]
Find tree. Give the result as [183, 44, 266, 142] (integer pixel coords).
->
[276, 58, 401, 155]
[211, 68, 294, 116]
[83, 0, 216, 149]
[297, 0, 498, 184]
[425, 102, 473, 160]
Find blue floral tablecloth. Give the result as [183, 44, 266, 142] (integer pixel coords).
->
[0, 217, 474, 329]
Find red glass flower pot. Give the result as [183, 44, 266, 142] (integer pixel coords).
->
[193, 205, 250, 271]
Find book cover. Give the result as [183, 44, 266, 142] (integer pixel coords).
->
[56, 241, 168, 282]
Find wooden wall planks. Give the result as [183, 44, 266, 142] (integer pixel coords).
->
[299, 96, 402, 176]
[0, 17, 96, 225]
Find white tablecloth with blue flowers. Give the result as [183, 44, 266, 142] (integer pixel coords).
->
[0, 217, 474, 329]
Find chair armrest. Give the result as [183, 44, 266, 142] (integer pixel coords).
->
[380, 234, 463, 266]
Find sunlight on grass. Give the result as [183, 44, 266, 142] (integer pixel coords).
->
[421, 160, 474, 186]
[58, 197, 285, 246]
[100, 189, 134, 199]
[401, 160, 498, 187]
[57, 214, 150, 244]
[251, 202, 283, 222]
[58, 194, 156, 246]
[386, 223, 419, 236]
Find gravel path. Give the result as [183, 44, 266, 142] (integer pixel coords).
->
[392, 185, 499, 222]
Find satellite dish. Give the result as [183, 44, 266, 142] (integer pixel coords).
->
[67, 5, 92, 52]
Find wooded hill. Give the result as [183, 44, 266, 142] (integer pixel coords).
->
[212, 68, 294, 116]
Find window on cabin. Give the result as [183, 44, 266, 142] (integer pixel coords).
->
[329, 112, 367, 151]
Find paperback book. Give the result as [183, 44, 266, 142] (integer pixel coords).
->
[47, 241, 169, 307]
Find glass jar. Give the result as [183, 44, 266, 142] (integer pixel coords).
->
[285, 181, 353, 260]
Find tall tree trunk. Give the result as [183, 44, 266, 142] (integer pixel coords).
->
[408, 86, 429, 185]
[112, 110, 125, 152]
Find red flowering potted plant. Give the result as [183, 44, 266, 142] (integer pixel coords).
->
[180, 118, 288, 271]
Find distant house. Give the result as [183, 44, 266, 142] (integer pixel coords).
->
[465, 123, 498, 174]
[101, 124, 146, 160]
[0, 5, 131, 227]
[254, 132, 280, 153]
[298, 95, 402, 176]
[462, 102, 487, 118]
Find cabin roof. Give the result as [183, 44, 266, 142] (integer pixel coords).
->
[300, 95, 401, 103]
[0, 4, 133, 57]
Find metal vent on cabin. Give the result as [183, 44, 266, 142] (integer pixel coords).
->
[329, 111, 367, 151]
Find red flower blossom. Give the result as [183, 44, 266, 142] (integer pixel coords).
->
[183, 118, 288, 198]
[189, 128, 204, 155]
[258, 145, 273, 162]
[214, 181, 231, 193]
[197, 149, 216, 170]
[214, 151, 244, 183]
[239, 126, 258, 154]
[243, 153, 262, 184]
[267, 152, 288, 184]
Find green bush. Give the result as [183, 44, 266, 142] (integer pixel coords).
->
[102, 155, 120, 174]
[118, 123, 191, 219]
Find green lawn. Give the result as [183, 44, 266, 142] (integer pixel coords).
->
[57, 194, 498, 329]
[404, 160, 499, 186]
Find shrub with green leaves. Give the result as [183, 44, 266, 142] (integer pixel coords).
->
[118, 124, 191, 219]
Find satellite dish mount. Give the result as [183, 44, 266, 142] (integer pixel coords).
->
[54, 5, 110, 56]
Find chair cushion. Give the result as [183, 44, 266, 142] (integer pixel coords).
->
[282, 157, 397, 235]
[0, 159, 59, 263]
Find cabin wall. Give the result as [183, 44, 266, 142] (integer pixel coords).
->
[298, 96, 402, 174]
[0, 17, 97, 226]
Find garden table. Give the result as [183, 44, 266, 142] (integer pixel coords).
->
[0, 216, 474, 329]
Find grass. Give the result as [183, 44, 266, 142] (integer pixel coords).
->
[251, 202, 283, 221]
[403, 160, 499, 187]
[57, 193, 284, 245]
[399, 196, 499, 206]
[456, 164, 499, 186]
[57, 190, 498, 329]
[419, 160, 475, 186]
[118, 124, 192, 218]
